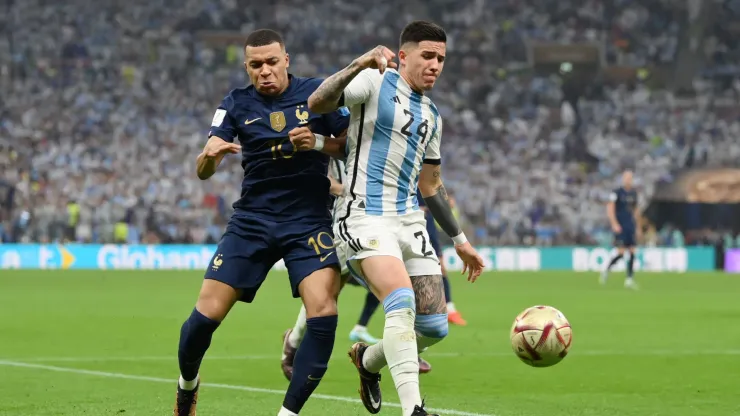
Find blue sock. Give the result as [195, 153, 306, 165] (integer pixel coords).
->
[283, 315, 338, 413]
[357, 291, 380, 327]
[442, 276, 452, 303]
[627, 253, 635, 278]
[178, 308, 220, 382]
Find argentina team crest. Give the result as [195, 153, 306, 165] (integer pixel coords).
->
[269, 111, 286, 132]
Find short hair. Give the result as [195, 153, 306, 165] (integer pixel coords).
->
[400, 21, 446, 48]
[244, 29, 284, 49]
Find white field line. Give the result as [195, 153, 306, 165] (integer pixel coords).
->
[0, 360, 495, 416]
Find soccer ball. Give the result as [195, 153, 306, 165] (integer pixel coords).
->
[510, 305, 572, 368]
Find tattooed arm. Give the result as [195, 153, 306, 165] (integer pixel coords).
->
[417, 163, 462, 241]
[308, 45, 397, 114]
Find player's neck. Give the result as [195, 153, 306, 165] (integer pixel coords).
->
[399, 69, 424, 95]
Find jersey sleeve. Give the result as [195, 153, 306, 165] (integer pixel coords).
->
[340, 69, 382, 107]
[608, 191, 618, 202]
[423, 116, 443, 165]
[208, 93, 238, 142]
[320, 106, 351, 137]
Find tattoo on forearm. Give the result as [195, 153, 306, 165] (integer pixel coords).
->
[410, 275, 446, 315]
[310, 61, 363, 111]
[436, 183, 448, 201]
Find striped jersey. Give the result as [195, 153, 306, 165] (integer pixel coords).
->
[340, 68, 442, 217]
[328, 158, 347, 222]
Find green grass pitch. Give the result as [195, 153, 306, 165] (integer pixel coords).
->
[0, 270, 739, 416]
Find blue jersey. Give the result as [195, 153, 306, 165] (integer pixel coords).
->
[610, 187, 638, 228]
[208, 75, 350, 223]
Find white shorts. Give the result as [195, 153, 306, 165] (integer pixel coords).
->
[336, 209, 442, 282]
[332, 222, 350, 277]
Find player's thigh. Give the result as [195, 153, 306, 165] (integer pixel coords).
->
[282, 223, 341, 316]
[202, 218, 279, 318]
[338, 214, 409, 300]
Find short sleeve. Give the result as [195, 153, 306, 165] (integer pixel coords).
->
[423, 116, 442, 165]
[340, 69, 382, 107]
[608, 192, 618, 202]
[208, 94, 238, 142]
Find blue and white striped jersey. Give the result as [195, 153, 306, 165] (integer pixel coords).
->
[340, 68, 442, 217]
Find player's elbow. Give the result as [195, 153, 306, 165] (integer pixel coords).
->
[417, 180, 438, 198]
[307, 94, 332, 114]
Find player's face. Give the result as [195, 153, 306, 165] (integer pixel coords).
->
[623, 171, 633, 188]
[244, 42, 290, 96]
[399, 41, 446, 92]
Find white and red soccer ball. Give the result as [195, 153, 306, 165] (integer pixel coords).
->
[510, 305, 573, 367]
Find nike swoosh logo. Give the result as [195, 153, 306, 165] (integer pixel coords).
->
[244, 118, 261, 125]
[320, 253, 334, 262]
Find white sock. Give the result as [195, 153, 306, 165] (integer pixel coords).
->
[288, 305, 307, 348]
[277, 406, 299, 416]
[178, 374, 199, 391]
[362, 339, 387, 373]
[446, 302, 457, 313]
[353, 324, 367, 332]
[382, 308, 422, 416]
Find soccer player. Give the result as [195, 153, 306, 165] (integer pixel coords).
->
[280, 158, 433, 381]
[174, 29, 350, 416]
[307, 21, 485, 416]
[418, 197, 466, 326]
[601, 169, 641, 289]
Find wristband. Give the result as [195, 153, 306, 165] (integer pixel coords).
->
[313, 134, 325, 151]
[452, 232, 468, 245]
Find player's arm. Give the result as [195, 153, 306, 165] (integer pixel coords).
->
[307, 45, 396, 114]
[291, 128, 348, 160]
[633, 196, 642, 239]
[418, 163, 462, 243]
[327, 172, 343, 197]
[196, 135, 241, 180]
[198, 101, 241, 180]
[607, 192, 620, 232]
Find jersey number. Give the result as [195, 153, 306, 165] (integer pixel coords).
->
[269, 139, 294, 160]
[400, 110, 429, 144]
[308, 232, 335, 254]
[414, 231, 434, 257]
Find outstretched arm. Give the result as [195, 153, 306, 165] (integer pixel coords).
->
[308, 45, 396, 114]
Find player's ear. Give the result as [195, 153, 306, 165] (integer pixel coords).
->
[285, 52, 290, 68]
[398, 49, 408, 67]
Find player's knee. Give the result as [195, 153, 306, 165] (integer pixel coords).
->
[195, 280, 240, 321]
[304, 296, 338, 318]
[382, 287, 416, 314]
[414, 313, 448, 339]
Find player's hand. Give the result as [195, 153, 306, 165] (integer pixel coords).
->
[354, 45, 397, 73]
[612, 223, 622, 233]
[455, 242, 485, 282]
[289, 126, 316, 151]
[202, 137, 241, 159]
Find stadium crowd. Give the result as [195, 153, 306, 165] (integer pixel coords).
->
[1, 0, 739, 246]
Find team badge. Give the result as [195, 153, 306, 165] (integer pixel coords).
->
[270, 111, 286, 132]
[211, 254, 224, 271]
[367, 238, 380, 249]
[295, 105, 310, 125]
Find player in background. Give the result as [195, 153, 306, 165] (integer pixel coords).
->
[307, 21, 485, 416]
[418, 197, 466, 326]
[601, 169, 641, 289]
[281, 158, 433, 380]
[174, 29, 350, 416]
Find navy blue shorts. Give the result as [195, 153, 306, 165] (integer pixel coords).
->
[614, 227, 636, 248]
[425, 211, 442, 257]
[205, 212, 339, 303]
